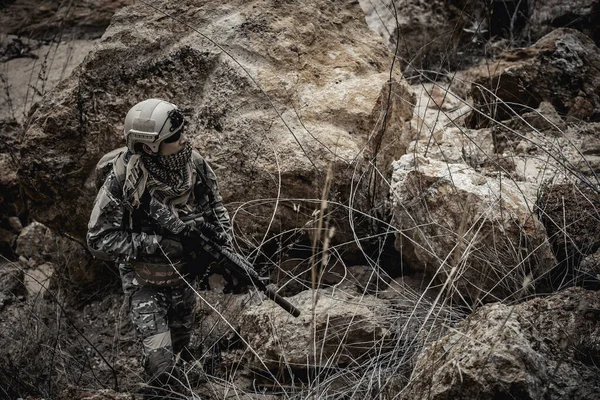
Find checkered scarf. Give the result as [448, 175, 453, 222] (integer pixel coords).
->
[122, 142, 194, 213]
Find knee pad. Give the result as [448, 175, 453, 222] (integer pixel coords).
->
[145, 347, 178, 386]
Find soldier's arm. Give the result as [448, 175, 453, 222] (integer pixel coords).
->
[194, 157, 232, 238]
[205, 162, 232, 235]
[87, 170, 160, 262]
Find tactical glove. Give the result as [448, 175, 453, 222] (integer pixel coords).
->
[194, 221, 228, 246]
[158, 237, 184, 258]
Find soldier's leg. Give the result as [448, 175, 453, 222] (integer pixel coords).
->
[130, 286, 177, 386]
[118, 264, 138, 341]
[169, 283, 196, 361]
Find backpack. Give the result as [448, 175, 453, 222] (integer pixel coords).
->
[93, 146, 128, 190]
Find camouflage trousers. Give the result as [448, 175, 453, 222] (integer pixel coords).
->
[119, 263, 196, 385]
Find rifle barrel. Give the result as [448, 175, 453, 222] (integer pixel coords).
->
[221, 248, 301, 318]
[264, 287, 301, 317]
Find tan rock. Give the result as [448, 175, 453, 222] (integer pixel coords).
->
[403, 287, 600, 399]
[240, 288, 390, 369]
[17, 0, 414, 248]
[15, 221, 91, 284]
[390, 154, 556, 302]
[23, 262, 54, 301]
[466, 28, 600, 127]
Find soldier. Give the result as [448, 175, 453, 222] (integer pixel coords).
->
[87, 98, 231, 395]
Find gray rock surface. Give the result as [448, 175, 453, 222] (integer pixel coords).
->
[0, 263, 25, 311]
[240, 288, 391, 369]
[390, 154, 556, 302]
[578, 249, 600, 286]
[467, 28, 600, 126]
[358, 0, 484, 72]
[404, 286, 600, 400]
[529, 0, 600, 44]
[0, 0, 132, 40]
[537, 183, 600, 279]
[15, 221, 90, 284]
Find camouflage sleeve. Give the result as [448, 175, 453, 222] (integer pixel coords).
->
[195, 158, 232, 238]
[87, 170, 160, 262]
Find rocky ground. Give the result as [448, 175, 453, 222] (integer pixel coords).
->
[1, 1, 600, 399]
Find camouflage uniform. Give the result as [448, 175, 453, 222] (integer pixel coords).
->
[87, 149, 231, 385]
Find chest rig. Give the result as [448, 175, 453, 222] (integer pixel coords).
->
[110, 150, 214, 286]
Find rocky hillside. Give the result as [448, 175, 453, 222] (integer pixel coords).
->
[1, 1, 600, 399]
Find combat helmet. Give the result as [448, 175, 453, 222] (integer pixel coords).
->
[123, 98, 185, 153]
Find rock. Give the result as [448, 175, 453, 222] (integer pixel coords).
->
[7, 216, 23, 233]
[578, 249, 600, 287]
[0, 120, 22, 219]
[518, 101, 567, 133]
[358, 0, 485, 73]
[14, 221, 56, 263]
[580, 132, 600, 156]
[0, 0, 132, 40]
[0, 37, 98, 122]
[15, 221, 91, 284]
[0, 263, 26, 311]
[390, 154, 556, 302]
[466, 28, 600, 127]
[404, 286, 600, 400]
[345, 264, 392, 294]
[491, 101, 567, 155]
[240, 288, 391, 369]
[537, 183, 600, 277]
[529, 0, 600, 45]
[16, 0, 413, 248]
[23, 262, 54, 301]
[273, 255, 391, 296]
[69, 388, 134, 400]
[410, 83, 472, 136]
[407, 127, 494, 168]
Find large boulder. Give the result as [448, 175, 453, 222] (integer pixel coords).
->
[15, 221, 90, 285]
[390, 154, 556, 302]
[403, 287, 600, 400]
[240, 288, 391, 370]
[17, 0, 414, 246]
[467, 28, 600, 127]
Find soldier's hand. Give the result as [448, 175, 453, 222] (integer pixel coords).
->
[158, 238, 184, 258]
[196, 221, 228, 245]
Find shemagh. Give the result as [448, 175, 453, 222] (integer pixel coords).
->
[123, 142, 194, 213]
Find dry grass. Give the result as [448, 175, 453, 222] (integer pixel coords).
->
[2, 0, 600, 399]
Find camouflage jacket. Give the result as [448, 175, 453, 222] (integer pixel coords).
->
[87, 150, 231, 263]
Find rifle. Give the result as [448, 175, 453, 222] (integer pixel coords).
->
[148, 197, 301, 318]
